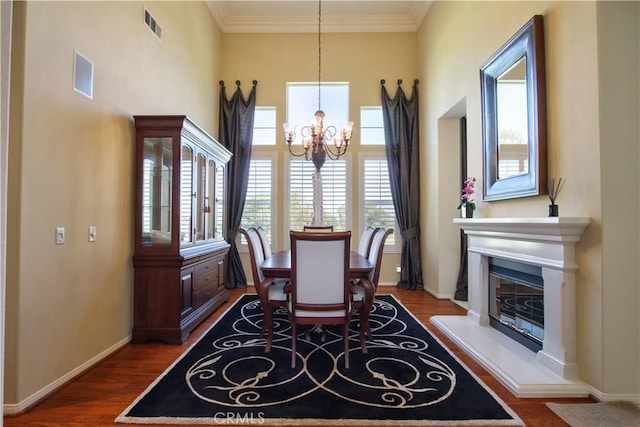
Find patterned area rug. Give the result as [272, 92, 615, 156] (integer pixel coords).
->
[116, 294, 523, 426]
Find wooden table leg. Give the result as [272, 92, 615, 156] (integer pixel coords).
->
[256, 280, 274, 353]
[359, 279, 375, 353]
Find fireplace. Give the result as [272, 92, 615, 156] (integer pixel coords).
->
[488, 257, 543, 352]
[431, 217, 590, 397]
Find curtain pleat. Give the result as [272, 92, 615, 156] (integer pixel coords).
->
[219, 80, 257, 288]
[380, 79, 424, 290]
[454, 233, 469, 300]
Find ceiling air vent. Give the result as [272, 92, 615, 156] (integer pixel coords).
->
[144, 8, 162, 40]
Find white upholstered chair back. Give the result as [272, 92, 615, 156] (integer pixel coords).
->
[367, 228, 394, 287]
[290, 231, 351, 316]
[357, 226, 379, 258]
[256, 226, 272, 259]
[242, 227, 266, 284]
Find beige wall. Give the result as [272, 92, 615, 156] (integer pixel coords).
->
[595, 1, 640, 395]
[220, 32, 416, 286]
[6, 1, 222, 406]
[418, 1, 639, 397]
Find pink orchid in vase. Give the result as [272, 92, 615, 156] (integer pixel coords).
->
[457, 177, 476, 211]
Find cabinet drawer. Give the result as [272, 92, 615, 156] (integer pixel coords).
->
[194, 258, 216, 277]
[193, 283, 216, 309]
[194, 270, 217, 292]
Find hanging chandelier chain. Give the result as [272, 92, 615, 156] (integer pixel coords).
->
[282, 0, 353, 171]
[317, 0, 322, 111]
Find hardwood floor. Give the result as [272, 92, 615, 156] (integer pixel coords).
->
[4, 287, 594, 426]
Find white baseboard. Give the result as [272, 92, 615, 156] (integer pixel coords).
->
[3, 335, 131, 415]
[423, 286, 454, 300]
[589, 387, 640, 404]
[376, 282, 396, 287]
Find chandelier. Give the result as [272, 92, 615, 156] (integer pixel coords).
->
[283, 0, 354, 172]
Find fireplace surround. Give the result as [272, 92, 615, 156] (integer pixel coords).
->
[431, 217, 590, 397]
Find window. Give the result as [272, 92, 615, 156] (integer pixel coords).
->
[252, 107, 276, 146]
[360, 107, 385, 146]
[289, 159, 347, 231]
[286, 83, 350, 232]
[240, 107, 277, 247]
[362, 157, 397, 248]
[359, 106, 397, 250]
[240, 158, 274, 244]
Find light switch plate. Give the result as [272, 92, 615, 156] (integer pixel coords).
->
[89, 226, 97, 242]
[56, 227, 65, 245]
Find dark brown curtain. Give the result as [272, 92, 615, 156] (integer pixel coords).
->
[380, 79, 424, 290]
[219, 80, 257, 288]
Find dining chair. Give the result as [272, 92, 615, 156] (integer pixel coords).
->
[287, 230, 361, 369]
[353, 227, 394, 338]
[303, 225, 334, 232]
[255, 226, 272, 259]
[239, 227, 287, 353]
[357, 226, 380, 259]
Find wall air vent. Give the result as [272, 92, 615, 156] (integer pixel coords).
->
[144, 8, 162, 40]
[73, 50, 93, 99]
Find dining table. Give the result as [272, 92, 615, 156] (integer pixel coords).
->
[261, 249, 373, 280]
[259, 250, 375, 352]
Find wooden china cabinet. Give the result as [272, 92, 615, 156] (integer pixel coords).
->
[132, 115, 232, 344]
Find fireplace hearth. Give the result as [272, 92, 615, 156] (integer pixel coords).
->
[432, 217, 590, 398]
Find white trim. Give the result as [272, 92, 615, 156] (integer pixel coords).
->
[0, 1, 12, 424]
[3, 336, 130, 415]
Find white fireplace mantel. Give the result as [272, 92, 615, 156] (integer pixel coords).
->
[431, 217, 591, 398]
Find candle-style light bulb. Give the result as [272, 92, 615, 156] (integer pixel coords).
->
[341, 122, 354, 142]
[283, 123, 297, 143]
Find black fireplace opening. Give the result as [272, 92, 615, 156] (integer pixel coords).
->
[488, 257, 543, 352]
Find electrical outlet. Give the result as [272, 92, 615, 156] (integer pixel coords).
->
[89, 226, 97, 242]
[56, 227, 65, 245]
[396, 265, 401, 273]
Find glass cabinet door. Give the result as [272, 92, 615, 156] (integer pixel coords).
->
[205, 159, 216, 240]
[195, 152, 206, 242]
[142, 137, 173, 246]
[180, 145, 193, 244]
[215, 164, 225, 240]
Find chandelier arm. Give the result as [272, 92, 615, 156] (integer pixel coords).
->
[323, 125, 337, 140]
[323, 144, 348, 160]
[287, 145, 310, 158]
[300, 125, 313, 139]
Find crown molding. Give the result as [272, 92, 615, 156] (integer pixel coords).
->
[207, 1, 431, 33]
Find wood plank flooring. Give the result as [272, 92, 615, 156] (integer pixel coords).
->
[4, 287, 594, 426]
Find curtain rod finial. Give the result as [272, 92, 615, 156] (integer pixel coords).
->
[219, 80, 224, 86]
[414, 79, 420, 85]
[380, 79, 386, 85]
[252, 80, 257, 86]
[397, 79, 402, 85]
[235, 80, 241, 86]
